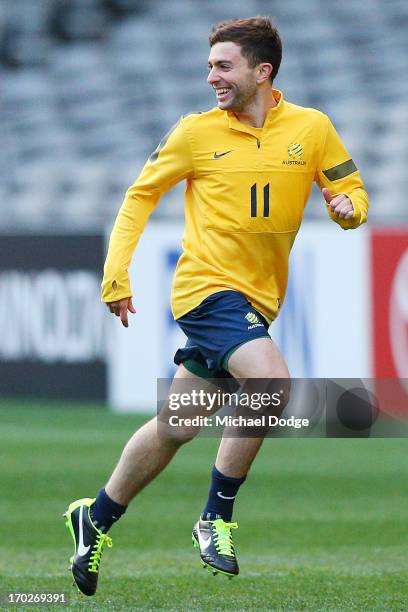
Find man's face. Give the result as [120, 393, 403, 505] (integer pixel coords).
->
[207, 42, 259, 111]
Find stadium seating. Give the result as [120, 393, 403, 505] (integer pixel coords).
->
[1, 0, 407, 228]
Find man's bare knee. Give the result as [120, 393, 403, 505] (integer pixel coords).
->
[264, 377, 291, 418]
[157, 362, 228, 444]
[156, 417, 200, 445]
[224, 378, 291, 438]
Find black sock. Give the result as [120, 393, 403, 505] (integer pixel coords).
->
[90, 488, 127, 532]
[201, 465, 246, 522]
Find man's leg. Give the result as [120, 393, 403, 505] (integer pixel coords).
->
[64, 363, 217, 596]
[104, 364, 201, 506]
[194, 337, 289, 577]
[203, 337, 289, 514]
[215, 336, 289, 478]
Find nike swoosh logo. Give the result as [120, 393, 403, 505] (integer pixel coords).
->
[196, 525, 212, 550]
[217, 491, 236, 500]
[213, 150, 232, 159]
[77, 505, 90, 556]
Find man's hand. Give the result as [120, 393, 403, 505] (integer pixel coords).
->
[322, 188, 354, 219]
[106, 297, 136, 328]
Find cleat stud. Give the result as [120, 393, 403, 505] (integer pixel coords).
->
[213, 571, 218, 576]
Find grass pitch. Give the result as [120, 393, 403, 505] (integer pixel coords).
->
[1, 400, 408, 611]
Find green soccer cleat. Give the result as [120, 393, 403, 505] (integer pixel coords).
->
[192, 518, 239, 577]
[63, 498, 112, 596]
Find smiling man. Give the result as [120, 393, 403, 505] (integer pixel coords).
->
[63, 17, 368, 595]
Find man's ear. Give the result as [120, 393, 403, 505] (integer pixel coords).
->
[257, 63, 273, 84]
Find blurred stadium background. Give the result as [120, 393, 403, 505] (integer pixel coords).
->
[1, 0, 408, 230]
[1, 2, 408, 609]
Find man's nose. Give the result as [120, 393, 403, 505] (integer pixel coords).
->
[207, 68, 219, 85]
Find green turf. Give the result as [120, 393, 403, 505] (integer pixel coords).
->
[1, 400, 408, 610]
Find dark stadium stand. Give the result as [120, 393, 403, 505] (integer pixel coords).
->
[1, 0, 407, 228]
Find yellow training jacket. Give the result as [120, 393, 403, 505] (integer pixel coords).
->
[102, 89, 368, 322]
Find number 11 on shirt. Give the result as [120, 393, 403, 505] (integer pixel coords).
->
[251, 183, 270, 217]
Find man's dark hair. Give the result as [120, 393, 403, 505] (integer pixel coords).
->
[209, 16, 282, 82]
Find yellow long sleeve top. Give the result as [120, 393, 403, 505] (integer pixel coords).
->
[102, 90, 368, 322]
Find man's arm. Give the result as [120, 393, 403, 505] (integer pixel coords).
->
[101, 118, 193, 325]
[315, 117, 369, 230]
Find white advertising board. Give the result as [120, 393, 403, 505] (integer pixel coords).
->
[108, 222, 370, 412]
